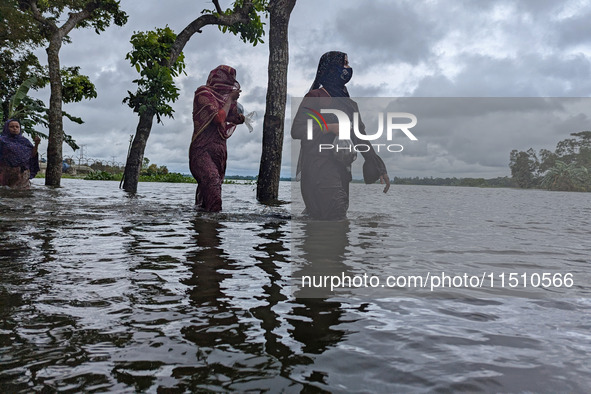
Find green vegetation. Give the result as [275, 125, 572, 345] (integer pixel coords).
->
[509, 131, 591, 192]
[123, 27, 186, 123]
[2, 74, 86, 150]
[33, 158, 252, 184]
[392, 176, 514, 188]
[81, 172, 255, 184]
[140, 157, 169, 177]
[8, 0, 128, 187]
[139, 173, 194, 183]
[1, 0, 45, 125]
[84, 171, 119, 181]
[121, 1, 268, 193]
[223, 178, 256, 185]
[40, 169, 517, 189]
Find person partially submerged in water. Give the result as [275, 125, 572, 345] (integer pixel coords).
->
[291, 51, 390, 220]
[0, 119, 40, 189]
[189, 65, 245, 212]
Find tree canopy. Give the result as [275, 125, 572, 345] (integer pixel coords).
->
[1, 0, 112, 151]
[123, 27, 186, 124]
[1, 0, 45, 124]
[121, 0, 267, 193]
[509, 131, 591, 191]
[14, 0, 128, 186]
[0, 0, 44, 49]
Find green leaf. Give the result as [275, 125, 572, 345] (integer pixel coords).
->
[8, 77, 38, 118]
[62, 111, 84, 124]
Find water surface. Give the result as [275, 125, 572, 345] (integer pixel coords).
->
[1, 179, 590, 392]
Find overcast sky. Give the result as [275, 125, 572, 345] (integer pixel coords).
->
[31, 0, 591, 178]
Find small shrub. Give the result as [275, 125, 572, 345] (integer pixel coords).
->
[85, 171, 115, 181]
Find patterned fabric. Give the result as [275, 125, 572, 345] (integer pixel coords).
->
[0, 119, 39, 187]
[0, 165, 32, 188]
[310, 51, 350, 98]
[189, 65, 242, 211]
[192, 65, 241, 140]
[190, 141, 226, 212]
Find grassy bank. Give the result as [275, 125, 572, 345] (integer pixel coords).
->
[36, 171, 256, 184]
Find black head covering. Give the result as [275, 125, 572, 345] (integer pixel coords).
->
[310, 51, 351, 97]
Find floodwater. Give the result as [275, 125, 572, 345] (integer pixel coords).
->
[1, 179, 591, 392]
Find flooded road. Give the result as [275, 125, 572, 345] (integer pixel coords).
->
[1, 179, 590, 392]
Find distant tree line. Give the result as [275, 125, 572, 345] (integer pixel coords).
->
[89, 161, 125, 175]
[391, 176, 514, 188]
[140, 157, 169, 177]
[509, 131, 591, 192]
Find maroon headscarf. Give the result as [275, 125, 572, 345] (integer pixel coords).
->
[192, 65, 240, 140]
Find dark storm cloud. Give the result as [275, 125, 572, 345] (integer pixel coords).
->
[331, 1, 444, 66]
[345, 96, 591, 179]
[28, 0, 591, 178]
[554, 10, 591, 47]
[411, 53, 591, 97]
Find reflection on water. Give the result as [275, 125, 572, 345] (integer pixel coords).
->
[1, 179, 591, 392]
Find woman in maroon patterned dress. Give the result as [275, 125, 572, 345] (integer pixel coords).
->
[189, 65, 245, 211]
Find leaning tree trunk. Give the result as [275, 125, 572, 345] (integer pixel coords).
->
[122, 109, 155, 193]
[121, 1, 256, 194]
[45, 38, 64, 187]
[256, 0, 297, 203]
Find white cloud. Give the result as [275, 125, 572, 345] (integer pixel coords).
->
[27, 0, 591, 179]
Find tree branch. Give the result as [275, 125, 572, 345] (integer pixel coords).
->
[212, 0, 223, 14]
[60, 1, 101, 36]
[168, 0, 254, 66]
[26, 0, 41, 20]
[25, 0, 98, 41]
[26, 0, 57, 34]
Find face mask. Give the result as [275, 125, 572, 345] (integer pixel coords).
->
[340, 66, 353, 84]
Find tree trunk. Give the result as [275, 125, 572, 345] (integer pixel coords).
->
[256, 0, 297, 203]
[121, 2, 255, 194]
[45, 39, 64, 187]
[122, 109, 155, 193]
[26, 1, 118, 187]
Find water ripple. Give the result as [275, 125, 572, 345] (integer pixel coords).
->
[0, 180, 590, 392]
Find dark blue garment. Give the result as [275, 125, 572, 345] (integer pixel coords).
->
[0, 119, 40, 179]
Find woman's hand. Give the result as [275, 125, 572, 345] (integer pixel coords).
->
[380, 173, 390, 193]
[221, 89, 241, 120]
[32, 136, 41, 157]
[230, 89, 241, 101]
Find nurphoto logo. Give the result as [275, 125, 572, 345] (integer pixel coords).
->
[305, 108, 418, 153]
